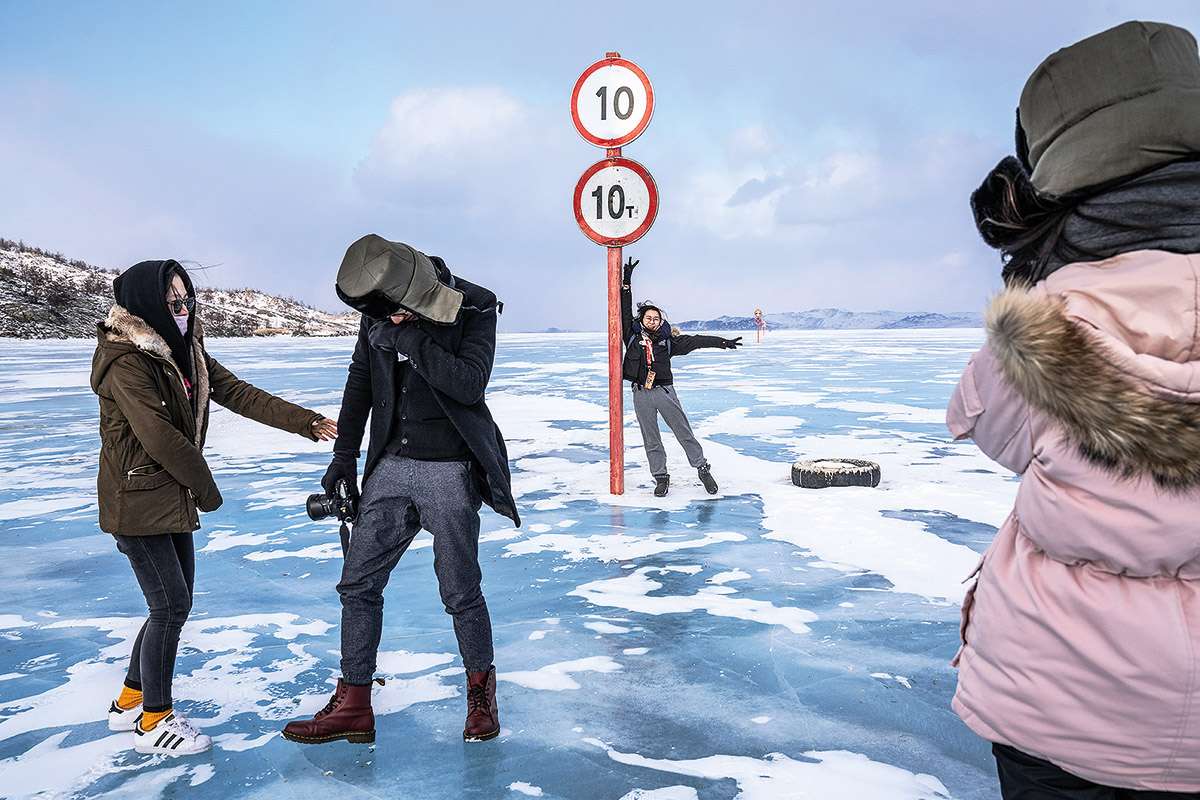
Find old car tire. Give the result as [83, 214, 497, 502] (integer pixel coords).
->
[791, 458, 881, 489]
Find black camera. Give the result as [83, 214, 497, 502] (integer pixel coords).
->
[306, 478, 358, 522]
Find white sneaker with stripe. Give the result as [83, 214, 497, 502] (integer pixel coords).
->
[133, 712, 212, 756]
[108, 701, 141, 732]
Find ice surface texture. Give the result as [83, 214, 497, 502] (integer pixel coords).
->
[0, 330, 1006, 798]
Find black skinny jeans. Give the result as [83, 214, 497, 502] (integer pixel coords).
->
[113, 532, 195, 713]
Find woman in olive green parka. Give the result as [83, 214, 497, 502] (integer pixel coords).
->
[89, 259, 336, 756]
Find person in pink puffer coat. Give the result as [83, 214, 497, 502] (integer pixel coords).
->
[950, 21, 1200, 798]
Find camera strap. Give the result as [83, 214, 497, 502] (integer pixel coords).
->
[339, 521, 351, 557]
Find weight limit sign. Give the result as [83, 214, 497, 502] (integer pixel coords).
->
[573, 157, 659, 247]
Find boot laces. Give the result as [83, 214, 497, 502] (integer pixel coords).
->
[316, 690, 342, 718]
[467, 685, 490, 714]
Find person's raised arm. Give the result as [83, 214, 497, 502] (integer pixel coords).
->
[372, 308, 497, 407]
[621, 257, 638, 343]
[671, 334, 742, 356]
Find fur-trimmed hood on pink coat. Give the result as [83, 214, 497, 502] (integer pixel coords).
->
[948, 249, 1200, 792]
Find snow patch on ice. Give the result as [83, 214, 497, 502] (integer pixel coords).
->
[871, 672, 913, 689]
[571, 568, 817, 634]
[244, 542, 344, 561]
[200, 529, 286, 553]
[376, 650, 457, 675]
[214, 731, 278, 751]
[593, 741, 951, 800]
[708, 569, 750, 585]
[618, 788, 700, 800]
[499, 656, 622, 691]
[505, 531, 745, 563]
[0, 495, 94, 521]
[0, 614, 333, 744]
[0, 731, 129, 800]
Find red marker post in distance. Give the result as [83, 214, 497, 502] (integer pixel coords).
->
[571, 52, 658, 495]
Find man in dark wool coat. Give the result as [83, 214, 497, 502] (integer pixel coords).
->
[283, 234, 519, 746]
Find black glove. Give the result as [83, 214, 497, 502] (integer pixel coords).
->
[368, 318, 404, 351]
[622, 257, 639, 283]
[322, 455, 359, 503]
[723, 336, 743, 349]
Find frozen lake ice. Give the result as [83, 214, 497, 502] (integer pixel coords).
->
[0, 329, 1014, 799]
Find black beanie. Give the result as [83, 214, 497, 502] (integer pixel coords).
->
[112, 260, 195, 381]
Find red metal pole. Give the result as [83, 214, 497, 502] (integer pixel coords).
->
[607, 243, 625, 495]
[606, 143, 625, 495]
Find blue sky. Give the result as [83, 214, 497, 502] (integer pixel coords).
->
[3, 1, 1199, 330]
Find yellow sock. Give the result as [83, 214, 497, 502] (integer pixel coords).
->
[139, 708, 172, 731]
[116, 685, 143, 711]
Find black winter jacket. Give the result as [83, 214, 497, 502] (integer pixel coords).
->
[331, 260, 519, 526]
[621, 277, 732, 386]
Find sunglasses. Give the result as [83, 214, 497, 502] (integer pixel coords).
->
[168, 296, 196, 314]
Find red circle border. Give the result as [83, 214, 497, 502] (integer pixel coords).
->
[570, 57, 655, 148]
[573, 157, 660, 247]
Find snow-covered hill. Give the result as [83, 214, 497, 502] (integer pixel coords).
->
[677, 307, 982, 331]
[0, 239, 358, 339]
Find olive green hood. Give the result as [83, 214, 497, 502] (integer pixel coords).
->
[335, 234, 465, 324]
[1019, 20, 1200, 197]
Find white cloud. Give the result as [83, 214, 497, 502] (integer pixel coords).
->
[726, 125, 775, 162]
[359, 87, 528, 179]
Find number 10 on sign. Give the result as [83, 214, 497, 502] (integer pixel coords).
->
[573, 157, 659, 247]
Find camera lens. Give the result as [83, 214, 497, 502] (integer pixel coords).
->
[306, 493, 334, 521]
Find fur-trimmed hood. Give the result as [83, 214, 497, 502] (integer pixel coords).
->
[986, 252, 1200, 489]
[92, 304, 210, 445]
[98, 304, 178, 360]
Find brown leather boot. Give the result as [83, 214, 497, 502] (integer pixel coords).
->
[463, 667, 499, 742]
[282, 679, 375, 744]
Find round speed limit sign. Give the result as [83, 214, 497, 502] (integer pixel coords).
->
[573, 157, 659, 246]
[571, 55, 654, 148]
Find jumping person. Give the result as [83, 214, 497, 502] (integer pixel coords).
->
[282, 234, 518, 746]
[621, 257, 741, 497]
[951, 21, 1200, 796]
[91, 260, 335, 756]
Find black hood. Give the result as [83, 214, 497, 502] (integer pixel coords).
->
[112, 260, 195, 381]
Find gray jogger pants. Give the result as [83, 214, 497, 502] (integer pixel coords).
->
[337, 455, 492, 682]
[631, 384, 708, 479]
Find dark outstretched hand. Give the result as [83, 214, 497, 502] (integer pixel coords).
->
[724, 336, 743, 349]
[622, 257, 639, 282]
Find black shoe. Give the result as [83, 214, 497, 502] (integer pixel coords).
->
[698, 465, 718, 494]
[653, 476, 670, 497]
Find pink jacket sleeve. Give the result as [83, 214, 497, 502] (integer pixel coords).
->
[946, 343, 1034, 474]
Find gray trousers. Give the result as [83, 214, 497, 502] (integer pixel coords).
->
[631, 384, 708, 479]
[337, 455, 493, 681]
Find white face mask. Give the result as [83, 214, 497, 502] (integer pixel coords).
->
[174, 314, 189, 336]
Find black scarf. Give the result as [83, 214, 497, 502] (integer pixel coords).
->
[1043, 159, 1200, 277]
[112, 260, 195, 382]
